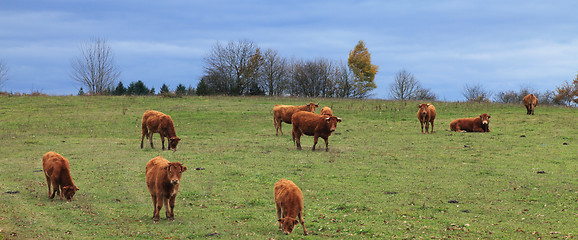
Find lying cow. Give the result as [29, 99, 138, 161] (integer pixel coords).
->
[274, 178, 308, 235]
[450, 113, 491, 132]
[42, 151, 79, 202]
[320, 106, 334, 116]
[417, 103, 436, 134]
[523, 94, 538, 115]
[291, 111, 342, 151]
[141, 110, 181, 150]
[273, 102, 318, 136]
[145, 156, 187, 223]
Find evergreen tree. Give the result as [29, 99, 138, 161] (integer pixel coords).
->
[160, 84, 170, 95]
[112, 81, 127, 95]
[126, 80, 150, 95]
[175, 84, 187, 96]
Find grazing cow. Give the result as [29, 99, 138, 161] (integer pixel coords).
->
[274, 178, 308, 235]
[145, 156, 187, 223]
[42, 151, 79, 202]
[140, 110, 181, 150]
[291, 111, 342, 151]
[273, 102, 319, 136]
[523, 94, 538, 115]
[450, 113, 491, 132]
[417, 103, 436, 134]
[320, 106, 334, 116]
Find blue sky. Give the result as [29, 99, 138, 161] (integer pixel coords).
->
[1, 0, 577, 100]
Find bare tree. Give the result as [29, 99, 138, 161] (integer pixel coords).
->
[462, 83, 491, 102]
[202, 40, 262, 95]
[390, 69, 419, 100]
[70, 38, 121, 94]
[0, 60, 7, 90]
[290, 58, 335, 98]
[259, 49, 288, 96]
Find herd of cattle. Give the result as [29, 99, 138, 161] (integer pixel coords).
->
[40, 94, 539, 235]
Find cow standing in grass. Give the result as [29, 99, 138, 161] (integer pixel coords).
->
[450, 113, 491, 132]
[291, 111, 341, 151]
[141, 110, 181, 150]
[145, 156, 187, 223]
[273, 102, 318, 136]
[274, 178, 308, 235]
[42, 151, 79, 202]
[417, 103, 436, 134]
[523, 94, 538, 115]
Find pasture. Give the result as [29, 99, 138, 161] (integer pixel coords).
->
[0, 96, 576, 239]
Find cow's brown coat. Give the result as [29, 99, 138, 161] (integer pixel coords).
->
[417, 103, 436, 134]
[450, 113, 491, 132]
[145, 156, 187, 223]
[274, 178, 308, 235]
[291, 111, 341, 151]
[42, 151, 79, 202]
[273, 102, 318, 136]
[523, 94, 538, 115]
[141, 110, 181, 150]
[320, 106, 334, 116]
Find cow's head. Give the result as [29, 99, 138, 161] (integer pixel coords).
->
[278, 217, 299, 235]
[479, 113, 491, 126]
[306, 102, 319, 113]
[325, 116, 342, 132]
[418, 103, 430, 116]
[62, 185, 79, 202]
[169, 137, 181, 150]
[165, 162, 187, 185]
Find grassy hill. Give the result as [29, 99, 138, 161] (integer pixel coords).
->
[0, 96, 576, 239]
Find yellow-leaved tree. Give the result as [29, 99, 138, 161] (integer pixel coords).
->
[348, 40, 379, 98]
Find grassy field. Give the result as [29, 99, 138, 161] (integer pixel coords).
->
[0, 96, 576, 239]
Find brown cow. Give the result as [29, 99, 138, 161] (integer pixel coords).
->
[450, 113, 491, 132]
[145, 156, 187, 223]
[291, 111, 342, 151]
[417, 103, 436, 134]
[274, 178, 308, 235]
[42, 151, 79, 202]
[140, 110, 181, 150]
[523, 94, 538, 115]
[320, 106, 334, 116]
[273, 102, 319, 136]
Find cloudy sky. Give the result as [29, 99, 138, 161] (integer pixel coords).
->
[1, 0, 577, 100]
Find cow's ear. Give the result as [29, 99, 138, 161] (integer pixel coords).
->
[337, 118, 342, 122]
[181, 166, 187, 172]
[417, 104, 420, 108]
[76, 187, 79, 191]
[278, 219, 282, 222]
[488, 115, 491, 118]
[315, 103, 319, 107]
[293, 219, 299, 224]
[164, 166, 170, 171]
[325, 117, 330, 122]
[479, 115, 483, 118]
[427, 104, 430, 107]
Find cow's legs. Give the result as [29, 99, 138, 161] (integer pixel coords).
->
[148, 132, 155, 149]
[298, 211, 308, 235]
[420, 121, 424, 133]
[312, 135, 319, 151]
[430, 121, 435, 134]
[293, 129, 302, 150]
[167, 195, 176, 221]
[153, 195, 162, 223]
[45, 175, 52, 198]
[160, 134, 166, 150]
[276, 203, 283, 231]
[425, 121, 430, 134]
[323, 137, 329, 152]
[140, 133, 145, 148]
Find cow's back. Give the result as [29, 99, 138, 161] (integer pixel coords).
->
[146, 156, 169, 189]
[292, 111, 322, 135]
[275, 179, 303, 209]
[427, 105, 436, 120]
[43, 151, 69, 176]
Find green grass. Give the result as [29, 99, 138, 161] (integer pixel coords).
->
[0, 96, 576, 239]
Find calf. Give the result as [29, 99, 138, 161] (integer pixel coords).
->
[320, 106, 334, 116]
[523, 94, 538, 115]
[274, 178, 308, 235]
[273, 102, 318, 136]
[145, 156, 187, 223]
[417, 103, 436, 134]
[450, 113, 491, 132]
[42, 151, 79, 202]
[141, 110, 181, 150]
[291, 111, 342, 151]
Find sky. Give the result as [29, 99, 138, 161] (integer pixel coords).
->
[1, 0, 578, 101]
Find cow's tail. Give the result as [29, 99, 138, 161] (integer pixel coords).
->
[141, 120, 149, 139]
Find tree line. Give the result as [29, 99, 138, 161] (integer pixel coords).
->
[77, 81, 196, 97]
